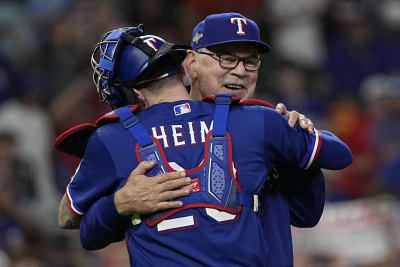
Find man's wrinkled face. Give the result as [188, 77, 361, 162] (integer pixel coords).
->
[189, 42, 259, 100]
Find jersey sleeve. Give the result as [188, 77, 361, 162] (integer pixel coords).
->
[286, 166, 325, 227]
[264, 110, 353, 170]
[315, 130, 353, 170]
[264, 163, 325, 228]
[66, 130, 119, 215]
[80, 194, 130, 250]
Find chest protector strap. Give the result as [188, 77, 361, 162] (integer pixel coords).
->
[115, 95, 257, 227]
[114, 107, 153, 147]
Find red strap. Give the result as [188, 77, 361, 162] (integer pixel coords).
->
[95, 105, 140, 127]
[240, 98, 275, 109]
[201, 96, 275, 109]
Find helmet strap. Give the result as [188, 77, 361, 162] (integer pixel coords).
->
[121, 34, 157, 58]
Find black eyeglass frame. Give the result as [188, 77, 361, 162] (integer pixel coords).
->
[196, 51, 262, 71]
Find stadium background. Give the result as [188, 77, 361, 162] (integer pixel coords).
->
[0, 0, 399, 266]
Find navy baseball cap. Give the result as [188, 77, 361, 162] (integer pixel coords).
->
[191, 12, 271, 53]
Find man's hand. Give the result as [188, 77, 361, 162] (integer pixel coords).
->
[58, 161, 191, 229]
[275, 103, 314, 134]
[114, 161, 192, 216]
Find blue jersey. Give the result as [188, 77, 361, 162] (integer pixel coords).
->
[65, 98, 352, 266]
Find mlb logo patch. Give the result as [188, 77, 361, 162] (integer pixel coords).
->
[174, 103, 191, 116]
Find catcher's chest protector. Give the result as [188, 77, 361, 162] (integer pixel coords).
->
[114, 95, 255, 226]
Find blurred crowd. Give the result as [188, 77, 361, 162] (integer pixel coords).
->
[0, 0, 399, 266]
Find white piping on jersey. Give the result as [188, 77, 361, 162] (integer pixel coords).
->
[66, 185, 84, 215]
[305, 129, 320, 170]
[207, 157, 221, 203]
[160, 164, 166, 173]
[67, 161, 84, 215]
[154, 150, 166, 173]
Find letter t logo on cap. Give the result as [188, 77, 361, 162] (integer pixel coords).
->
[230, 17, 248, 36]
[143, 38, 158, 51]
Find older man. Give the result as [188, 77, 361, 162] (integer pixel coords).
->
[185, 13, 326, 265]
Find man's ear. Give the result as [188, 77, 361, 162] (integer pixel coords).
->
[132, 88, 147, 108]
[180, 65, 192, 87]
[184, 50, 197, 79]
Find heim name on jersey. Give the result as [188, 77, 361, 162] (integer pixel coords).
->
[150, 120, 213, 149]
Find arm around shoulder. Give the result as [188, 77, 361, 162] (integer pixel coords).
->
[316, 130, 353, 170]
[80, 193, 131, 250]
[287, 167, 325, 227]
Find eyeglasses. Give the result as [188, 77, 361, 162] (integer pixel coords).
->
[196, 51, 262, 71]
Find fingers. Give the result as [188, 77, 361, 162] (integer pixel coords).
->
[129, 161, 156, 177]
[156, 200, 184, 211]
[158, 187, 191, 202]
[287, 111, 300, 127]
[275, 103, 288, 116]
[286, 111, 315, 134]
[276, 104, 315, 134]
[306, 121, 315, 134]
[128, 162, 187, 186]
[298, 114, 314, 134]
[155, 170, 187, 184]
[121, 162, 193, 214]
[160, 177, 192, 191]
[299, 114, 308, 129]
[148, 181, 191, 212]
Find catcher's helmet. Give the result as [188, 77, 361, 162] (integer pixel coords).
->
[91, 25, 189, 109]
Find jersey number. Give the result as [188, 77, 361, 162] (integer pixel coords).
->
[156, 162, 238, 233]
[156, 208, 237, 233]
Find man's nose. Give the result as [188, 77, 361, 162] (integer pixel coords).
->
[230, 60, 247, 76]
